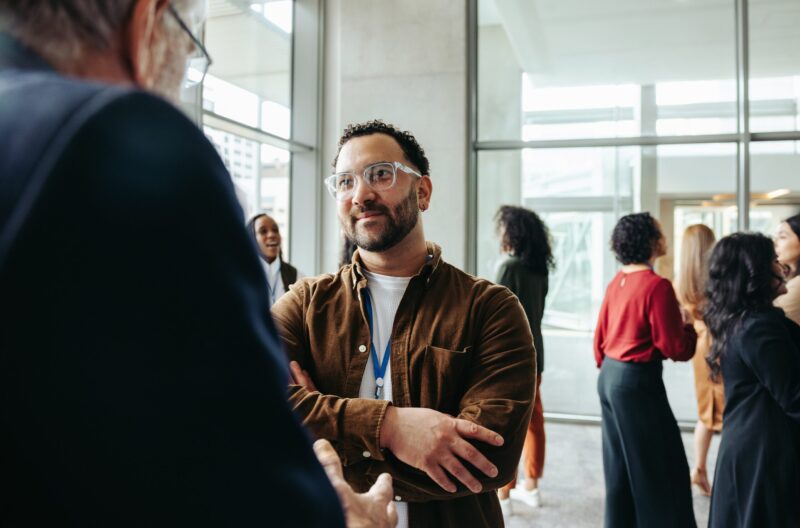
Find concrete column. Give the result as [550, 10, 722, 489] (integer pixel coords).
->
[320, 0, 468, 272]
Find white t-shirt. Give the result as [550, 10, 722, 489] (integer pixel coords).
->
[359, 270, 412, 528]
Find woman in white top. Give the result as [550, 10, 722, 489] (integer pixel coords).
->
[774, 213, 800, 325]
[247, 214, 299, 305]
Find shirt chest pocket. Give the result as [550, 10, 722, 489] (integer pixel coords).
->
[410, 345, 472, 413]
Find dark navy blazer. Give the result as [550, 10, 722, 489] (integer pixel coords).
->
[0, 33, 344, 527]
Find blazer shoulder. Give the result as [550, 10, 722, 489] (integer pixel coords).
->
[75, 90, 211, 153]
[737, 308, 791, 346]
[61, 90, 229, 199]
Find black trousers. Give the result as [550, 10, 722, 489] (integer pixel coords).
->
[598, 358, 696, 528]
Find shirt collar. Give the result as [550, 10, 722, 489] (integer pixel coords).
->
[349, 241, 442, 291]
[262, 256, 282, 276]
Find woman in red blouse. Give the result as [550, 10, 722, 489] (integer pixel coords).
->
[594, 212, 697, 527]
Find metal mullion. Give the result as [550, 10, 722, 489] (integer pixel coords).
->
[475, 133, 741, 151]
[735, 0, 751, 231]
[751, 131, 800, 142]
[203, 111, 313, 152]
[313, 0, 326, 274]
[466, 0, 479, 275]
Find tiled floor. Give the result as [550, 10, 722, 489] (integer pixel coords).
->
[504, 422, 719, 528]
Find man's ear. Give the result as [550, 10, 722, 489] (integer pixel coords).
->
[125, 0, 170, 87]
[417, 175, 432, 212]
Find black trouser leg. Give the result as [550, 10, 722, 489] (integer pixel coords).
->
[599, 359, 696, 528]
[599, 365, 637, 528]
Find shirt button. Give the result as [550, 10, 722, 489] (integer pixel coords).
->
[395, 496, 402, 502]
[362, 450, 371, 458]
[358, 345, 367, 353]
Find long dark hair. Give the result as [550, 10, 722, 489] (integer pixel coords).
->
[495, 205, 554, 274]
[704, 232, 782, 380]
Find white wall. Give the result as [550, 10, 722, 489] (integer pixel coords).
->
[320, 0, 468, 273]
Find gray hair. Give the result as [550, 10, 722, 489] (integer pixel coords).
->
[0, 0, 194, 66]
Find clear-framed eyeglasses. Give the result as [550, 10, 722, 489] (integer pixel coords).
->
[325, 161, 423, 201]
[168, 3, 213, 87]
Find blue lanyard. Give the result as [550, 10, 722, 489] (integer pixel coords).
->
[362, 290, 391, 400]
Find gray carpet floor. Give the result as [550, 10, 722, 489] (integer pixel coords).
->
[504, 422, 719, 528]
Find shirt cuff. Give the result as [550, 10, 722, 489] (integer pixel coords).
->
[340, 398, 391, 465]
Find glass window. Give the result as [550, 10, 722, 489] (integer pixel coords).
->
[477, 144, 737, 421]
[474, 0, 798, 422]
[478, 147, 632, 416]
[749, 1, 800, 133]
[260, 144, 291, 250]
[749, 141, 800, 235]
[203, 0, 293, 235]
[477, 0, 737, 142]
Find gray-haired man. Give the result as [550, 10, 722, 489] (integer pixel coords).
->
[0, 1, 392, 526]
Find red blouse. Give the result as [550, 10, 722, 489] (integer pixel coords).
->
[593, 269, 696, 368]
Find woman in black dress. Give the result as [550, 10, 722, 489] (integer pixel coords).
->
[705, 232, 800, 527]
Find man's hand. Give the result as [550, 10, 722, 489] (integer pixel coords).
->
[314, 439, 397, 528]
[379, 406, 504, 493]
[290, 360, 318, 392]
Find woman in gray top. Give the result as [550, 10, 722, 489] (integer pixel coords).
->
[494, 205, 553, 516]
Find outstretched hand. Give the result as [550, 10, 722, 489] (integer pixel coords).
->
[314, 439, 397, 528]
[379, 406, 504, 493]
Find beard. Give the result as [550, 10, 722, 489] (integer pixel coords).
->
[148, 22, 191, 103]
[344, 185, 419, 252]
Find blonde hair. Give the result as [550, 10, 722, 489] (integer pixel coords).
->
[677, 224, 716, 320]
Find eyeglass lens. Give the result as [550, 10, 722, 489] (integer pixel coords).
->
[334, 163, 396, 199]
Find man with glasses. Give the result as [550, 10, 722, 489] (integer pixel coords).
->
[0, 2, 395, 527]
[272, 120, 536, 527]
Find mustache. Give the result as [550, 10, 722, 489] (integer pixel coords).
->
[349, 202, 391, 218]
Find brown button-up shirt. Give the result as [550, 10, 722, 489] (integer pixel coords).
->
[271, 243, 536, 528]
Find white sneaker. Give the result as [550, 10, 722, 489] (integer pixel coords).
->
[499, 497, 513, 518]
[510, 487, 542, 508]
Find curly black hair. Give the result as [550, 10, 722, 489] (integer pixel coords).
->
[332, 119, 430, 176]
[495, 205, 554, 274]
[704, 232, 783, 380]
[610, 212, 663, 265]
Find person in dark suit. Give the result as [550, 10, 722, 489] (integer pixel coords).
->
[0, 1, 394, 526]
[705, 233, 800, 527]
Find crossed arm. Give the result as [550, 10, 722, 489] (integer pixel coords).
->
[274, 284, 536, 501]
